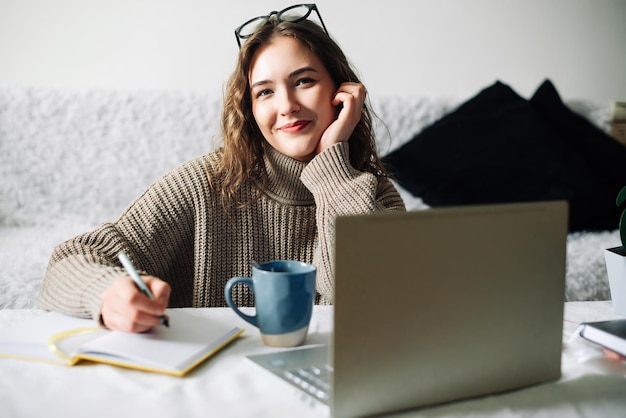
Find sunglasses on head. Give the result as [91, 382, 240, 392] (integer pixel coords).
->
[234, 4, 328, 48]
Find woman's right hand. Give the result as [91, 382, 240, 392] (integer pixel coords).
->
[100, 275, 170, 332]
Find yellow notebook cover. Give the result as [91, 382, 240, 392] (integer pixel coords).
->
[0, 310, 243, 376]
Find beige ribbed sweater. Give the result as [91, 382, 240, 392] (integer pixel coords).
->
[38, 142, 405, 320]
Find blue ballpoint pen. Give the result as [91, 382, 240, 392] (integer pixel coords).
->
[118, 252, 170, 327]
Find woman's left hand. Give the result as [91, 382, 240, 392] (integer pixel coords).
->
[317, 82, 366, 155]
[603, 348, 626, 362]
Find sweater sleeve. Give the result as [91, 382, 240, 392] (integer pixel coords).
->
[300, 142, 406, 304]
[37, 159, 203, 320]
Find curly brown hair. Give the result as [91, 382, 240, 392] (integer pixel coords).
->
[215, 19, 389, 207]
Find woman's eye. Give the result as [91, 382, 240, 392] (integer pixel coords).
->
[296, 78, 315, 87]
[256, 89, 273, 98]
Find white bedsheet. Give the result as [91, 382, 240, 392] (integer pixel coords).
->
[1, 303, 624, 418]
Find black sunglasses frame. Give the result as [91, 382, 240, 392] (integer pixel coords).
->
[234, 3, 328, 48]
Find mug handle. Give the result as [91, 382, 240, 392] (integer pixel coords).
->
[224, 277, 258, 327]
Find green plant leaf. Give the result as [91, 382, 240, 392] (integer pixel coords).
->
[621, 208, 626, 249]
[618, 186, 626, 248]
[617, 186, 626, 207]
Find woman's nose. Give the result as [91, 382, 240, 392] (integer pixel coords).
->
[277, 90, 300, 115]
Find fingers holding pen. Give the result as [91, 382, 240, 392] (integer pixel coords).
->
[143, 275, 171, 308]
[101, 275, 170, 333]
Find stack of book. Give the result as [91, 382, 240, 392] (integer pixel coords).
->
[579, 319, 626, 357]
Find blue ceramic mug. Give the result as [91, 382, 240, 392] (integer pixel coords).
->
[225, 260, 317, 347]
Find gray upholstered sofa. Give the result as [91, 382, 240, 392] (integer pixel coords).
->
[0, 84, 620, 309]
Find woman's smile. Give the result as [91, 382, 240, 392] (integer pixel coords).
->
[278, 120, 311, 133]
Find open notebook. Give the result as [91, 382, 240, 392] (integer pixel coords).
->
[248, 201, 568, 417]
[0, 309, 243, 376]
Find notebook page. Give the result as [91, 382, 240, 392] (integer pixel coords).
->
[74, 309, 241, 372]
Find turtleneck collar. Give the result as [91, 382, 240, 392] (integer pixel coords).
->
[259, 144, 315, 205]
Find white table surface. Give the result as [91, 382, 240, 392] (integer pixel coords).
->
[1, 302, 625, 418]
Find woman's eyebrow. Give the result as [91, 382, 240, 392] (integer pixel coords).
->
[289, 66, 319, 79]
[250, 79, 271, 90]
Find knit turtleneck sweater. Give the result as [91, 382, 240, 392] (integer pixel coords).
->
[38, 142, 406, 320]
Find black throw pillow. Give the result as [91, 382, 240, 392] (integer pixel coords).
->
[530, 79, 626, 231]
[383, 80, 626, 232]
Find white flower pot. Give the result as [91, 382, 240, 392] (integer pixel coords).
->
[605, 247, 626, 316]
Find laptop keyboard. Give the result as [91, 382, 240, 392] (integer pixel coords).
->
[283, 364, 333, 404]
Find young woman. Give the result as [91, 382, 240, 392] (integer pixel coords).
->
[38, 4, 405, 332]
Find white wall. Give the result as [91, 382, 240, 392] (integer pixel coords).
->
[1, 0, 625, 103]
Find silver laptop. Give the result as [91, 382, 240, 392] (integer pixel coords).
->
[248, 201, 568, 417]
